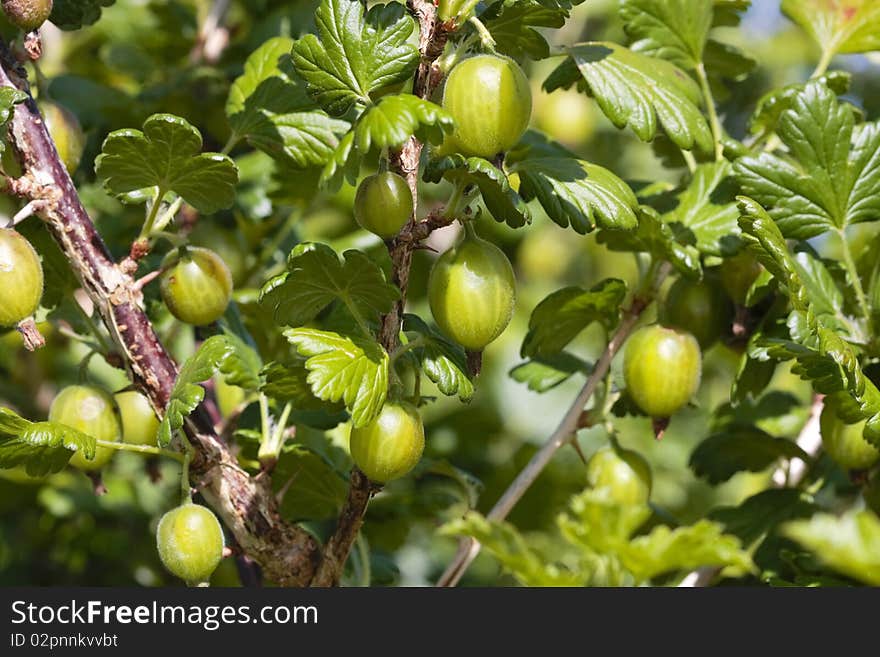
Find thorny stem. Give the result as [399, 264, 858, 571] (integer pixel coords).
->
[436, 261, 672, 587]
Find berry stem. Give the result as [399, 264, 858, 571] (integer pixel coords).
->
[93, 439, 185, 462]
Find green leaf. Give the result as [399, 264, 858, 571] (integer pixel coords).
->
[158, 335, 246, 446]
[261, 362, 348, 429]
[598, 207, 702, 277]
[291, 0, 418, 115]
[711, 488, 819, 546]
[260, 242, 400, 328]
[620, 0, 714, 70]
[481, 0, 568, 60]
[510, 155, 640, 233]
[424, 154, 531, 229]
[557, 488, 653, 556]
[545, 42, 714, 152]
[522, 279, 627, 358]
[0, 408, 96, 477]
[440, 511, 584, 586]
[275, 443, 349, 520]
[663, 162, 740, 256]
[96, 114, 238, 213]
[355, 94, 453, 152]
[217, 332, 262, 391]
[509, 352, 592, 393]
[285, 328, 389, 428]
[737, 197, 880, 443]
[749, 72, 850, 137]
[0, 87, 26, 126]
[227, 37, 350, 168]
[736, 80, 880, 239]
[689, 427, 811, 484]
[403, 315, 474, 402]
[784, 510, 880, 586]
[782, 0, 880, 57]
[50, 0, 115, 30]
[623, 520, 754, 582]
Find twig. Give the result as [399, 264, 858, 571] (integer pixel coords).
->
[310, 0, 453, 587]
[0, 39, 323, 587]
[437, 264, 670, 587]
[190, 0, 232, 64]
[678, 393, 825, 588]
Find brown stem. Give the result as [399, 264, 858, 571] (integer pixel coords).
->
[0, 41, 322, 587]
[310, 0, 453, 586]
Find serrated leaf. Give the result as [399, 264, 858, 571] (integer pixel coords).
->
[784, 510, 880, 586]
[424, 154, 530, 229]
[736, 80, 880, 239]
[260, 242, 399, 328]
[96, 114, 238, 213]
[261, 362, 348, 430]
[623, 520, 754, 581]
[285, 328, 389, 428]
[217, 332, 262, 391]
[782, 0, 880, 57]
[545, 42, 714, 152]
[749, 72, 850, 137]
[663, 161, 740, 256]
[355, 94, 453, 152]
[441, 511, 585, 586]
[711, 489, 819, 546]
[557, 488, 653, 555]
[50, 0, 115, 30]
[522, 279, 627, 358]
[598, 207, 702, 277]
[621, 0, 714, 70]
[510, 155, 640, 233]
[0, 408, 96, 477]
[227, 37, 350, 168]
[0, 88, 26, 126]
[737, 197, 880, 443]
[509, 352, 592, 393]
[158, 335, 245, 446]
[403, 315, 474, 402]
[481, 0, 568, 60]
[690, 427, 811, 484]
[291, 0, 418, 115]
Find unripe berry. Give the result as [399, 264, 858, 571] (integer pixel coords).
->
[156, 504, 224, 585]
[49, 385, 122, 471]
[349, 402, 425, 483]
[0, 228, 43, 328]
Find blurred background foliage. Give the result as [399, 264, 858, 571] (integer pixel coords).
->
[0, 0, 872, 586]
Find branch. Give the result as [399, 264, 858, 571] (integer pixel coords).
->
[677, 393, 825, 588]
[310, 0, 453, 586]
[437, 265, 671, 586]
[0, 41, 322, 587]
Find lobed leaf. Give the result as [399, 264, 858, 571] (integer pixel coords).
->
[403, 315, 475, 402]
[285, 328, 389, 428]
[96, 114, 238, 213]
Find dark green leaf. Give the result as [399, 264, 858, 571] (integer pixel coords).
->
[711, 488, 819, 545]
[545, 42, 714, 152]
[291, 0, 418, 115]
[522, 279, 627, 358]
[260, 242, 399, 328]
[690, 427, 811, 484]
[509, 352, 592, 393]
[403, 315, 474, 402]
[50, 0, 115, 30]
[96, 114, 238, 213]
